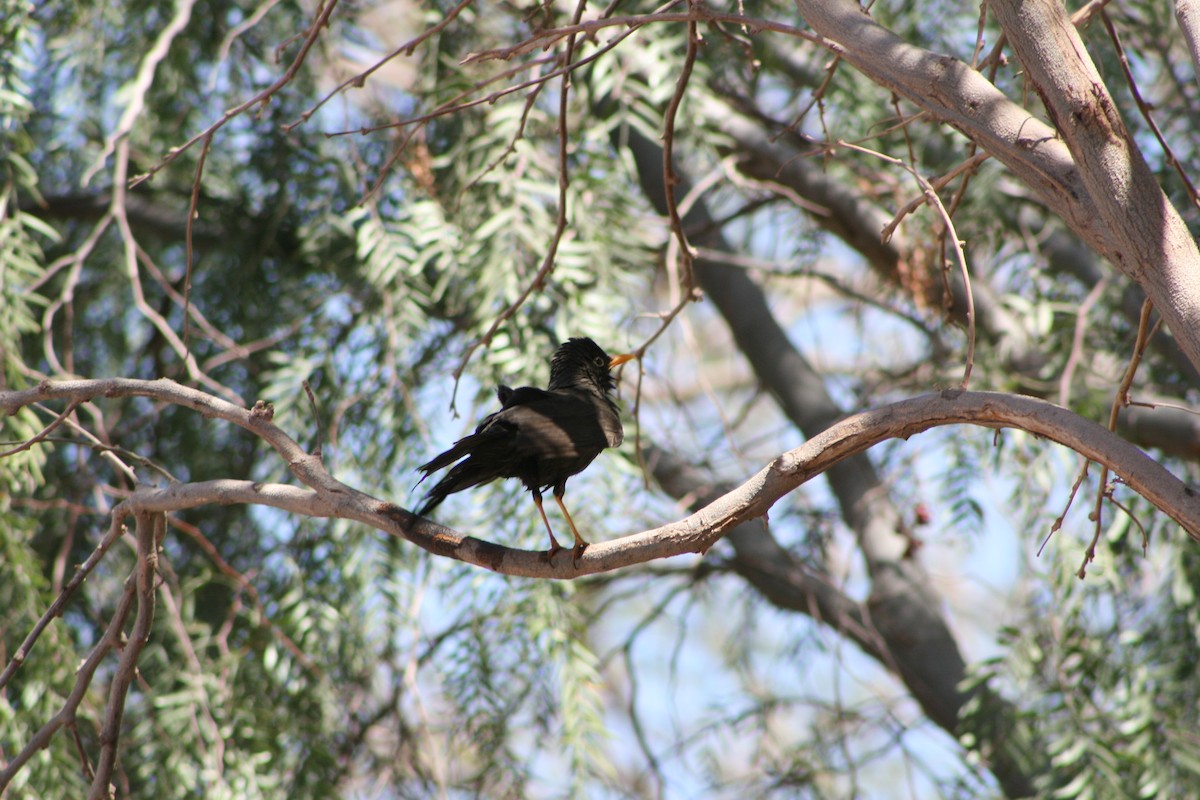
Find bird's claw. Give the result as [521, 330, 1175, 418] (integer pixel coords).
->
[571, 540, 588, 569]
[542, 540, 564, 563]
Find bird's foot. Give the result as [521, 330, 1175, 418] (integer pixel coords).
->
[571, 540, 589, 569]
[542, 539, 564, 563]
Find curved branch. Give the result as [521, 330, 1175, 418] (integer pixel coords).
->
[4, 380, 1198, 580]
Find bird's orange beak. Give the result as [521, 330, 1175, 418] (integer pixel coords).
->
[608, 353, 636, 368]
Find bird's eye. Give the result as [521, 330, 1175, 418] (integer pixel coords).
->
[595, 356, 606, 367]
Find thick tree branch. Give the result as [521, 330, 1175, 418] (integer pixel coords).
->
[989, 0, 1200, 373]
[790, 0, 1106, 252]
[1179, 0, 1200, 91]
[4, 381, 1198, 578]
[703, 96, 1053, 384]
[792, 0, 1200, 375]
[2, 383, 1192, 800]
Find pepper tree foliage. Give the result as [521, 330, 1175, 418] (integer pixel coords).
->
[4, 0, 1200, 797]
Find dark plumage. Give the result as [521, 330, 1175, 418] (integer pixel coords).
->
[416, 337, 635, 563]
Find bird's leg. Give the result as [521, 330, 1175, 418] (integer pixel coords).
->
[553, 488, 589, 567]
[532, 490, 564, 561]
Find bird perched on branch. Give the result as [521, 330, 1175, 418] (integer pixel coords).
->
[415, 337, 635, 564]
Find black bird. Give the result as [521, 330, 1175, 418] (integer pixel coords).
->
[416, 337, 635, 563]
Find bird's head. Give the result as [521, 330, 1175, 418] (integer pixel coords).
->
[548, 337, 635, 394]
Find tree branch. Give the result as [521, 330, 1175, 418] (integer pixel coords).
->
[0, 578, 137, 793]
[790, 0, 1106, 252]
[1178, 0, 1200, 92]
[792, 0, 1200, 375]
[4, 380, 1198, 581]
[88, 511, 160, 799]
[989, 0, 1200, 375]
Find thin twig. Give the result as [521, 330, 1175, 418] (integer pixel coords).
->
[1106, 488, 1149, 555]
[0, 512, 131, 692]
[1078, 297, 1155, 578]
[840, 139, 976, 387]
[152, 554, 223, 775]
[129, 0, 340, 188]
[1058, 278, 1109, 407]
[114, 139, 243, 402]
[0, 579, 137, 793]
[40, 218, 111, 376]
[462, 68, 548, 193]
[660, 0, 704, 293]
[284, 0, 476, 131]
[184, 132, 214, 351]
[135, 240, 277, 361]
[0, 400, 80, 457]
[302, 380, 323, 458]
[460, 10, 821, 66]
[82, 0, 198, 185]
[881, 152, 991, 243]
[88, 511, 160, 799]
[691, 246, 939, 337]
[358, 21, 642, 199]
[330, 55, 557, 140]
[168, 515, 319, 673]
[1041, 456, 1091, 557]
[1100, 9, 1200, 209]
[446, 0, 590, 412]
[1125, 397, 1200, 417]
[781, 53, 842, 137]
[212, 0, 283, 85]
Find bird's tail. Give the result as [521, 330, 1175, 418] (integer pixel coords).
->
[414, 434, 494, 516]
[416, 438, 474, 482]
[414, 480, 451, 517]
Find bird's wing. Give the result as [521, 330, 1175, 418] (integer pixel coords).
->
[503, 392, 613, 460]
[497, 385, 550, 407]
[414, 385, 622, 513]
[420, 385, 550, 476]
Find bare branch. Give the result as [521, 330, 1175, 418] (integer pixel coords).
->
[791, 0, 1106, 250]
[1176, 0, 1200, 94]
[989, 0, 1200, 373]
[0, 578, 138, 793]
[660, 1, 702, 293]
[4, 380, 1198, 581]
[82, 0, 198, 186]
[837, 139, 976, 387]
[448, 0, 590, 411]
[129, 0, 339, 188]
[284, 0, 476, 131]
[0, 510, 130, 692]
[0, 400, 79, 457]
[88, 511, 160, 799]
